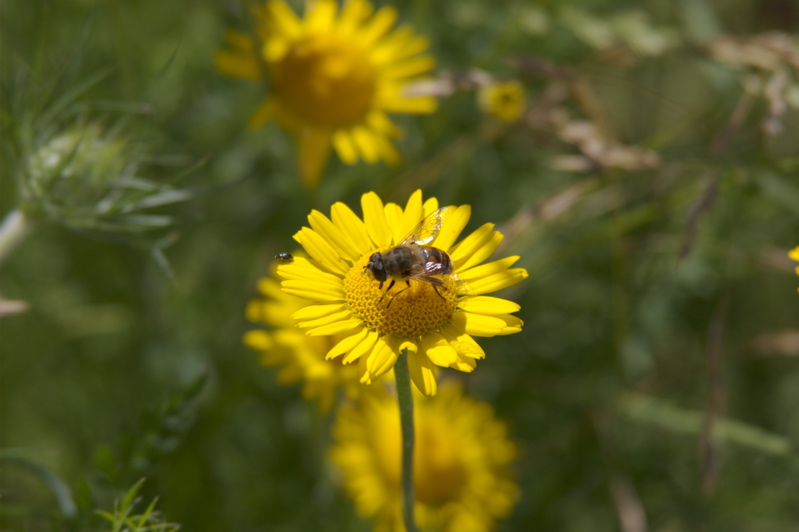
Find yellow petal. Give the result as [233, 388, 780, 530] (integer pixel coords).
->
[357, 4, 397, 46]
[365, 335, 399, 380]
[380, 95, 438, 114]
[306, 0, 337, 32]
[306, 317, 364, 336]
[352, 126, 380, 163]
[382, 56, 436, 80]
[281, 280, 344, 301]
[440, 324, 485, 359]
[384, 202, 404, 244]
[398, 190, 424, 240]
[457, 296, 521, 315]
[423, 197, 439, 216]
[256, 277, 284, 298]
[331, 202, 373, 256]
[327, 326, 368, 360]
[790, 246, 799, 262]
[297, 128, 332, 188]
[366, 111, 401, 137]
[453, 311, 523, 337]
[397, 338, 418, 356]
[293, 227, 349, 274]
[291, 302, 347, 321]
[225, 30, 256, 52]
[214, 44, 261, 81]
[449, 223, 503, 271]
[420, 332, 459, 367]
[245, 99, 275, 131]
[371, 27, 429, 65]
[434, 205, 471, 251]
[459, 256, 520, 280]
[243, 330, 272, 350]
[361, 192, 392, 248]
[408, 350, 437, 396]
[332, 130, 359, 165]
[296, 309, 354, 329]
[278, 257, 343, 285]
[370, 133, 401, 166]
[245, 300, 265, 323]
[262, 36, 292, 62]
[466, 267, 528, 295]
[308, 210, 361, 261]
[338, 0, 373, 35]
[449, 356, 477, 372]
[344, 328, 380, 364]
[266, 0, 302, 37]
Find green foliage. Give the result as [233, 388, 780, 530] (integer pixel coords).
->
[3, 0, 799, 531]
[95, 479, 180, 532]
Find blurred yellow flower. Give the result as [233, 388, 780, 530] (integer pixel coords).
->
[790, 247, 799, 289]
[276, 190, 527, 396]
[330, 384, 519, 532]
[478, 80, 526, 122]
[244, 263, 361, 411]
[215, 0, 438, 187]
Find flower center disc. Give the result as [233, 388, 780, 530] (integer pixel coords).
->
[272, 34, 376, 128]
[345, 253, 459, 338]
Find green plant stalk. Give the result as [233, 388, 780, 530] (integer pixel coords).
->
[395, 348, 419, 532]
[0, 209, 33, 268]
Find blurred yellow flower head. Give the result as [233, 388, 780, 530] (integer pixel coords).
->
[330, 384, 519, 532]
[276, 190, 527, 396]
[244, 262, 362, 411]
[790, 247, 799, 289]
[478, 80, 526, 122]
[216, 0, 438, 187]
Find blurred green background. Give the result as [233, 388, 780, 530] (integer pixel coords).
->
[4, 0, 799, 530]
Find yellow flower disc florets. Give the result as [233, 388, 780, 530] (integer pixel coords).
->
[272, 34, 376, 128]
[345, 252, 459, 338]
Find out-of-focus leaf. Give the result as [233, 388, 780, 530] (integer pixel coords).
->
[618, 393, 795, 456]
[0, 452, 78, 518]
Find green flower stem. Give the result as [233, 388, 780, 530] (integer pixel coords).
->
[395, 348, 419, 532]
[0, 209, 33, 268]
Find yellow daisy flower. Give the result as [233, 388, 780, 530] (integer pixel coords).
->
[215, 0, 438, 187]
[244, 262, 362, 411]
[790, 246, 799, 286]
[330, 383, 519, 532]
[477, 80, 526, 123]
[277, 190, 527, 396]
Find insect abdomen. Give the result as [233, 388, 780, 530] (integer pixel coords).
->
[419, 246, 453, 275]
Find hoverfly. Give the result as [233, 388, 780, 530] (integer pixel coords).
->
[363, 207, 462, 307]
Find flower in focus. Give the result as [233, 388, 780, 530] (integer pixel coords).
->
[330, 384, 519, 532]
[215, 0, 438, 187]
[277, 190, 527, 396]
[478, 80, 526, 122]
[244, 261, 362, 411]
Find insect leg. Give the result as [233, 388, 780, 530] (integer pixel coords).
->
[377, 279, 396, 306]
[386, 281, 412, 308]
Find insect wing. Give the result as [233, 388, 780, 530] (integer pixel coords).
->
[398, 207, 448, 246]
[407, 273, 445, 286]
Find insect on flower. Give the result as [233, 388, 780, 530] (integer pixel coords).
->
[363, 207, 465, 307]
[275, 252, 294, 264]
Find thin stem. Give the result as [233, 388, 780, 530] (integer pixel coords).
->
[0, 209, 33, 268]
[395, 348, 419, 532]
